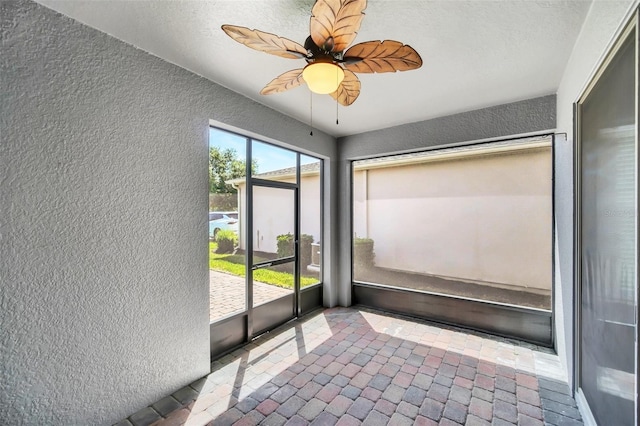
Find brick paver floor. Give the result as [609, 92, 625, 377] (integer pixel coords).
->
[118, 307, 583, 426]
[210, 270, 292, 322]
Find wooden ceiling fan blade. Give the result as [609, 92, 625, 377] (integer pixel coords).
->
[310, 0, 366, 53]
[260, 69, 305, 95]
[222, 25, 308, 59]
[329, 69, 361, 106]
[344, 40, 423, 73]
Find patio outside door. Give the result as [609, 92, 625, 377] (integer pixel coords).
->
[576, 14, 637, 426]
[249, 183, 298, 336]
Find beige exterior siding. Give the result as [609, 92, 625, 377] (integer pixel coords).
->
[237, 174, 322, 253]
[354, 146, 552, 293]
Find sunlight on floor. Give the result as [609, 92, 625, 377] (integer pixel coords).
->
[131, 307, 578, 426]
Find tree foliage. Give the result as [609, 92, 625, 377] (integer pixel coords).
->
[208, 146, 256, 194]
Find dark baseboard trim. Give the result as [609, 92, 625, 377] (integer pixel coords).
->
[353, 282, 552, 346]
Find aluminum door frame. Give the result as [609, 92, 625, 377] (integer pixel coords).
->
[247, 172, 300, 338]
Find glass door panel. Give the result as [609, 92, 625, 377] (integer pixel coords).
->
[579, 27, 636, 426]
[252, 185, 295, 307]
[253, 262, 295, 307]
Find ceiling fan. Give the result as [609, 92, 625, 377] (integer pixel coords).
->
[221, 0, 422, 106]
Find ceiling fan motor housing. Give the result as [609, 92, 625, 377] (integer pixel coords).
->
[304, 36, 343, 63]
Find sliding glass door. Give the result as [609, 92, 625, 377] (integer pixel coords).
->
[576, 15, 637, 425]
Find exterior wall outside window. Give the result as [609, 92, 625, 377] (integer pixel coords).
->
[352, 140, 552, 307]
[236, 173, 322, 254]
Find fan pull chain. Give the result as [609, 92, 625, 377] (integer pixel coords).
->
[336, 68, 340, 125]
[309, 91, 314, 136]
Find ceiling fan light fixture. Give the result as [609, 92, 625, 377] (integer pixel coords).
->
[302, 62, 345, 94]
[222, 0, 422, 106]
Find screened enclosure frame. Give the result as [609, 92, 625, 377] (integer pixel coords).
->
[208, 125, 325, 359]
[349, 134, 557, 346]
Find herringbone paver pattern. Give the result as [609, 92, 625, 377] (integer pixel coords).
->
[118, 307, 582, 426]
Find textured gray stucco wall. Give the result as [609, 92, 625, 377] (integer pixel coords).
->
[339, 95, 556, 161]
[336, 95, 556, 307]
[0, 1, 335, 425]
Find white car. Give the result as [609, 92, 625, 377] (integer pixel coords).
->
[209, 211, 238, 238]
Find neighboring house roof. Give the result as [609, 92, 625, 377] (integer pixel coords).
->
[354, 135, 551, 170]
[254, 162, 321, 179]
[226, 135, 551, 184]
[227, 161, 320, 185]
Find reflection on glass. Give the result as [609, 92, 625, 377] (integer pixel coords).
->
[579, 31, 636, 426]
[252, 140, 297, 182]
[352, 137, 553, 309]
[300, 155, 322, 287]
[253, 262, 294, 307]
[208, 127, 247, 322]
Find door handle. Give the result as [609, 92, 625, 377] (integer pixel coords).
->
[252, 262, 273, 270]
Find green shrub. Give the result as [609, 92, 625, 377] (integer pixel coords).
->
[277, 233, 314, 267]
[215, 230, 237, 254]
[277, 233, 295, 258]
[354, 237, 375, 269]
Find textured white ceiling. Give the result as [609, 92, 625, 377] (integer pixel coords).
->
[36, 0, 592, 137]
